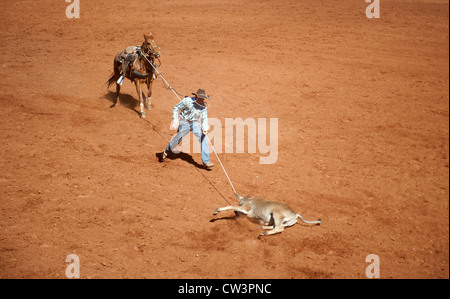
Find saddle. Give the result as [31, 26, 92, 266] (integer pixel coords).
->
[117, 46, 140, 74]
[115, 46, 141, 85]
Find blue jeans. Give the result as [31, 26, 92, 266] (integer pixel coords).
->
[166, 120, 210, 164]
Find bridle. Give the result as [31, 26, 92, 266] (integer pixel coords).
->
[140, 39, 161, 67]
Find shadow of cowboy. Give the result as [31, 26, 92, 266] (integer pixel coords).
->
[155, 151, 209, 170]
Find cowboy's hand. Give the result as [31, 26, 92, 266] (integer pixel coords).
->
[170, 119, 179, 130]
[203, 130, 208, 135]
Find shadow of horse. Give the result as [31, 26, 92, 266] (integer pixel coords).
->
[103, 91, 141, 117]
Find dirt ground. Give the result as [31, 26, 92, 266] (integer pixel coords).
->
[0, 0, 448, 279]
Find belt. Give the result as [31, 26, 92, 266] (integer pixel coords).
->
[180, 119, 195, 123]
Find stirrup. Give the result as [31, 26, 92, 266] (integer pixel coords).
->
[117, 75, 124, 86]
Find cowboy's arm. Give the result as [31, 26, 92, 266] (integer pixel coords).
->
[172, 98, 189, 120]
[170, 98, 188, 130]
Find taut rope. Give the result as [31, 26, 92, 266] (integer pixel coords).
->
[140, 53, 240, 200]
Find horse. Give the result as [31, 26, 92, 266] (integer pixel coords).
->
[107, 33, 161, 118]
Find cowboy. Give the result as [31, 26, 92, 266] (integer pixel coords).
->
[162, 89, 214, 169]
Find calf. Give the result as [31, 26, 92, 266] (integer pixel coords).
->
[214, 195, 321, 236]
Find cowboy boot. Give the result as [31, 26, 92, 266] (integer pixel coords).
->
[204, 162, 214, 169]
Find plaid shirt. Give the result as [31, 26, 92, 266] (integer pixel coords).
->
[172, 97, 209, 131]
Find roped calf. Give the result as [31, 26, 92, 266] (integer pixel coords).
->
[213, 195, 321, 236]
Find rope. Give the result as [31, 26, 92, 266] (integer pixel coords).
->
[141, 53, 239, 200]
[140, 51, 185, 101]
[205, 136, 237, 196]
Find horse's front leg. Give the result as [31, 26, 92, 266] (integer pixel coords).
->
[146, 79, 153, 110]
[135, 81, 146, 119]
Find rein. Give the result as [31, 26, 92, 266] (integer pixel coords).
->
[132, 43, 161, 80]
[139, 50, 186, 100]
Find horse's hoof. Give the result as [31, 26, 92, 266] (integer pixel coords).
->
[140, 112, 146, 119]
[146, 105, 152, 110]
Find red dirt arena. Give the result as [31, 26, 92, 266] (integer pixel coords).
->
[0, 0, 448, 279]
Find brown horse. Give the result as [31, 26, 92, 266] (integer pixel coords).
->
[107, 33, 161, 118]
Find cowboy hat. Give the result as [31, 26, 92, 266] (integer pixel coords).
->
[192, 89, 210, 100]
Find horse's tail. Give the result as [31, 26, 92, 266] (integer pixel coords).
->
[106, 54, 121, 89]
[106, 72, 117, 89]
